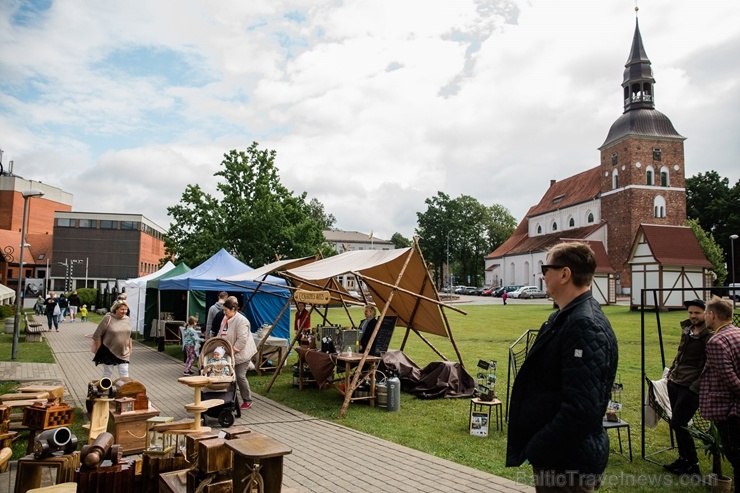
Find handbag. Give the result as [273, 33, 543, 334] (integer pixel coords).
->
[53, 304, 60, 316]
[91, 315, 112, 354]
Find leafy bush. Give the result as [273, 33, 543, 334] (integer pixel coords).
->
[71, 288, 97, 307]
[0, 304, 14, 319]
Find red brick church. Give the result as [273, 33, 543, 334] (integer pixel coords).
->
[485, 18, 708, 297]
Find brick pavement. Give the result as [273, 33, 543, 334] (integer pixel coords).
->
[0, 316, 533, 493]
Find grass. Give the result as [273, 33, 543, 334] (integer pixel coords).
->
[1, 304, 730, 491]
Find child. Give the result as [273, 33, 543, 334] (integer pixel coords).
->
[79, 304, 88, 322]
[205, 346, 231, 377]
[182, 316, 203, 375]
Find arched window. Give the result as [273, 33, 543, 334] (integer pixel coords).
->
[536, 224, 542, 234]
[646, 165, 654, 186]
[612, 169, 619, 190]
[568, 217, 575, 228]
[587, 212, 595, 224]
[653, 195, 667, 218]
[552, 222, 558, 231]
[660, 166, 669, 187]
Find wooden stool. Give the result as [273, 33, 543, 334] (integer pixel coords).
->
[226, 432, 292, 493]
[469, 398, 503, 433]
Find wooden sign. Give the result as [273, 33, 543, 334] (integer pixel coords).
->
[294, 290, 331, 305]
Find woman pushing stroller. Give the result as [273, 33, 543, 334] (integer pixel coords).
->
[219, 298, 257, 410]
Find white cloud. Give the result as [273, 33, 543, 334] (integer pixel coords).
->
[1, 0, 738, 247]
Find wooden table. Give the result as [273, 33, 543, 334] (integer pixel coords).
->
[335, 354, 382, 407]
[226, 432, 292, 493]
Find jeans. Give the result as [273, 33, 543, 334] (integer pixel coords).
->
[715, 416, 740, 487]
[667, 380, 700, 463]
[46, 312, 58, 331]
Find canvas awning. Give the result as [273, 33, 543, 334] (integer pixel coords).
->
[0, 283, 15, 304]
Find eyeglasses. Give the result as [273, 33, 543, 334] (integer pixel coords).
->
[541, 264, 566, 276]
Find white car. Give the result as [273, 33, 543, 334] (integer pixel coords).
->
[509, 286, 548, 299]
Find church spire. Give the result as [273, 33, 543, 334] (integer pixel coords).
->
[622, 11, 655, 112]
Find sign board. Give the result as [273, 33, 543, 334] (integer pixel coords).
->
[470, 412, 489, 437]
[294, 290, 331, 305]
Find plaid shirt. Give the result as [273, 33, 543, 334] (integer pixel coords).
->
[699, 324, 740, 421]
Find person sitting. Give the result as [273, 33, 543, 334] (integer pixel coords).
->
[358, 305, 379, 355]
[205, 346, 231, 377]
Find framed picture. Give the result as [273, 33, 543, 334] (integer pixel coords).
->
[470, 412, 489, 437]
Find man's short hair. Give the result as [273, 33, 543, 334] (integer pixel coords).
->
[547, 242, 596, 288]
[706, 297, 733, 321]
[218, 291, 228, 300]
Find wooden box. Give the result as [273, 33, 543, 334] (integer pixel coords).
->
[22, 401, 74, 430]
[185, 431, 219, 461]
[221, 426, 250, 440]
[107, 408, 160, 455]
[186, 469, 232, 493]
[198, 438, 231, 474]
[0, 405, 10, 434]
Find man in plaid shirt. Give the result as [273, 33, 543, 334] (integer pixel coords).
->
[699, 297, 740, 487]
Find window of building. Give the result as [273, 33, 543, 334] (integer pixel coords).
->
[660, 167, 669, 187]
[536, 224, 542, 234]
[611, 152, 618, 165]
[568, 217, 575, 228]
[653, 148, 662, 161]
[57, 218, 73, 227]
[79, 219, 97, 228]
[587, 212, 594, 224]
[612, 169, 619, 190]
[646, 166, 654, 186]
[653, 195, 667, 218]
[120, 221, 137, 230]
[100, 220, 117, 229]
[552, 222, 558, 231]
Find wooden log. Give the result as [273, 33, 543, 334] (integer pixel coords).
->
[17, 386, 65, 401]
[0, 392, 49, 401]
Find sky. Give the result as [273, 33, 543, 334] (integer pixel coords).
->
[1, 0, 738, 243]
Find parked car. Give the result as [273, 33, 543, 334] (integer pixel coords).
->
[462, 286, 479, 295]
[475, 286, 492, 296]
[492, 285, 523, 297]
[509, 286, 548, 299]
[481, 287, 496, 296]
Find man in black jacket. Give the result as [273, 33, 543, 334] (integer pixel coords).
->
[506, 242, 618, 492]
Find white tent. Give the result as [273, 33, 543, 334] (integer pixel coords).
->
[0, 283, 15, 305]
[123, 261, 176, 334]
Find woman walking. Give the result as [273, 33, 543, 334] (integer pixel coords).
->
[221, 298, 257, 410]
[91, 300, 133, 379]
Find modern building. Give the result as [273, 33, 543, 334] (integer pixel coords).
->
[50, 212, 167, 292]
[0, 174, 72, 295]
[485, 18, 698, 296]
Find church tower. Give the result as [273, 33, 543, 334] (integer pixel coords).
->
[598, 16, 687, 288]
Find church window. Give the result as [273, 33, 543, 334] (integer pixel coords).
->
[612, 169, 619, 189]
[653, 148, 662, 161]
[646, 167, 654, 186]
[611, 152, 618, 165]
[552, 222, 558, 231]
[660, 166, 669, 187]
[653, 196, 666, 218]
[568, 217, 575, 228]
[536, 225, 542, 234]
[587, 212, 594, 224]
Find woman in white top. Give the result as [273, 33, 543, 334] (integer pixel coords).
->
[221, 298, 257, 410]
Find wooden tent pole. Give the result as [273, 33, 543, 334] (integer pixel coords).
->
[339, 248, 415, 419]
[413, 237, 465, 367]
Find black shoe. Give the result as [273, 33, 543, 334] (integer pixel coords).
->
[663, 458, 688, 474]
[679, 462, 701, 477]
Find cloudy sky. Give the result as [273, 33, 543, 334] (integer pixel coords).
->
[1, 0, 738, 242]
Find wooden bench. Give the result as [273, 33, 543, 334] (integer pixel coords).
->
[24, 315, 45, 342]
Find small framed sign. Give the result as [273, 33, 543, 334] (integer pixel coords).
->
[470, 412, 489, 437]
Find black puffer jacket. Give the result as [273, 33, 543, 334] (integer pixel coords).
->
[506, 291, 618, 474]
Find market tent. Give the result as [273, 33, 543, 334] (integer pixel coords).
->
[0, 282, 15, 304]
[142, 263, 192, 337]
[284, 247, 456, 339]
[158, 249, 290, 340]
[123, 261, 176, 334]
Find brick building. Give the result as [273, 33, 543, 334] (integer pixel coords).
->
[485, 19, 697, 296]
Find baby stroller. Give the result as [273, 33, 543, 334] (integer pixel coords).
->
[199, 337, 241, 427]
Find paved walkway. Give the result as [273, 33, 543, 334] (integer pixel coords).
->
[1, 316, 532, 493]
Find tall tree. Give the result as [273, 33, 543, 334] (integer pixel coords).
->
[165, 143, 330, 267]
[686, 219, 727, 286]
[390, 232, 412, 249]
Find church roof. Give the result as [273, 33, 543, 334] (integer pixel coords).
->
[600, 108, 685, 148]
[527, 167, 601, 218]
[631, 224, 712, 268]
[486, 220, 605, 259]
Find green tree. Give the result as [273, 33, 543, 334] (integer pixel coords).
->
[416, 193, 516, 288]
[390, 232, 412, 249]
[165, 143, 330, 267]
[686, 218, 727, 286]
[686, 172, 740, 279]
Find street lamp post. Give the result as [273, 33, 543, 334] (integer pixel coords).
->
[731, 234, 738, 311]
[12, 189, 45, 360]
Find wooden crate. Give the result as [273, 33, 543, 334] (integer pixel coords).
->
[186, 469, 232, 493]
[107, 408, 160, 455]
[198, 438, 231, 474]
[22, 401, 74, 430]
